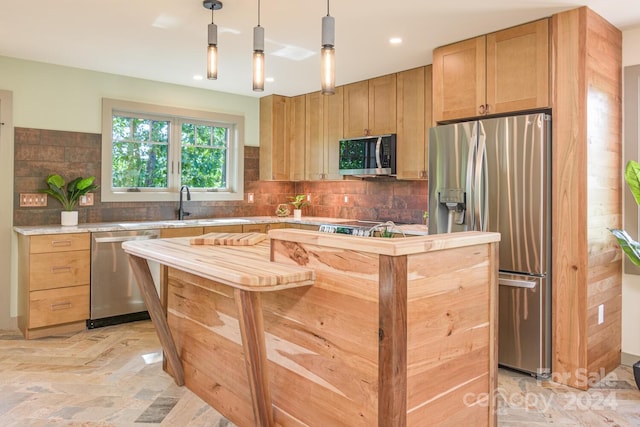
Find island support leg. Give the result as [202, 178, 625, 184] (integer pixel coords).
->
[234, 288, 274, 427]
[378, 254, 408, 426]
[128, 255, 185, 386]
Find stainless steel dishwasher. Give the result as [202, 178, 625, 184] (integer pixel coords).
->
[89, 229, 160, 328]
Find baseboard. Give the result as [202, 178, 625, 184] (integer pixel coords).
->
[621, 352, 640, 366]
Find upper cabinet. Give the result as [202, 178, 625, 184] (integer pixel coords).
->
[289, 95, 306, 181]
[344, 74, 397, 138]
[305, 87, 344, 180]
[433, 19, 550, 122]
[259, 95, 289, 180]
[396, 66, 432, 180]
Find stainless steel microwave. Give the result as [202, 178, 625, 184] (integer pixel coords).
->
[338, 134, 397, 177]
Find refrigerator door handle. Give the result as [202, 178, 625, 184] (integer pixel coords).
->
[498, 277, 537, 289]
[466, 125, 477, 230]
[475, 124, 488, 231]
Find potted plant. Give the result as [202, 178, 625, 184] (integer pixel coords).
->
[609, 160, 640, 390]
[288, 194, 309, 220]
[39, 174, 98, 226]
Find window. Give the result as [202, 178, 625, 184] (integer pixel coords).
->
[101, 98, 244, 202]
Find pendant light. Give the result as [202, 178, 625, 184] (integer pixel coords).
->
[203, 0, 223, 80]
[321, 0, 335, 95]
[253, 0, 265, 91]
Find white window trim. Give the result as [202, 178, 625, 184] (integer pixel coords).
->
[101, 98, 244, 202]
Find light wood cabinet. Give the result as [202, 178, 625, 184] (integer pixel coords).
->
[433, 19, 549, 122]
[18, 233, 90, 339]
[160, 227, 203, 238]
[203, 224, 243, 233]
[242, 223, 284, 233]
[486, 19, 549, 115]
[288, 95, 306, 181]
[260, 95, 290, 180]
[343, 74, 396, 138]
[305, 87, 344, 180]
[396, 66, 432, 180]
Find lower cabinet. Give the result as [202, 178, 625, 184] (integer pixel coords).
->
[18, 233, 90, 339]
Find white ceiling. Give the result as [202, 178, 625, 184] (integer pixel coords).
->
[0, 0, 638, 98]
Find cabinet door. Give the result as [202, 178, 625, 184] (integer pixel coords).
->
[396, 67, 426, 180]
[368, 74, 397, 135]
[433, 36, 486, 122]
[486, 19, 549, 114]
[203, 225, 243, 233]
[30, 251, 90, 291]
[160, 227, 203, 238]
[305, 91, 325, 180]
[259, 95, 290, 180]
[323, 86, 344, 180]
[343, 80, 369, 138]
[289, 95, 306, 181]
[29, 285, 90, 329]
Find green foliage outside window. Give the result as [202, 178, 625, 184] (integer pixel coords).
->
[111, 114, 229, 190]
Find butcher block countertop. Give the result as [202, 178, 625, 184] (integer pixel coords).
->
[122, 237, 315, 291]
[268, 229, 500, 256]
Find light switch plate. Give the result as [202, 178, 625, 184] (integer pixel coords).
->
[20, 193, 47, 207]
[79, 193, 94, 206]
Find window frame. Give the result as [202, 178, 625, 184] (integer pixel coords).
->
[101, 98, 244, 203]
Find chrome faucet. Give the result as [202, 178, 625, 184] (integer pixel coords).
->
[178, 185, 191, 220]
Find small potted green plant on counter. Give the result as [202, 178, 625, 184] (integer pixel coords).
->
[39, 174, 98, 226]
[288, 194, 310, 220]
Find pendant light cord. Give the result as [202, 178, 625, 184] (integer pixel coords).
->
[326, 0, 330, 16]
[257, 0, 261, 27]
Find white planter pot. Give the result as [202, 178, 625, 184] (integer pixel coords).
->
[293, 209, 302, 220]
[61, 211, 78, 226]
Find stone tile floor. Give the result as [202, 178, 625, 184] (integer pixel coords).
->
[0, 320, 638, 426]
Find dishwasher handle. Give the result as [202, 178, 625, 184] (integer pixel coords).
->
[93, 235, 158, 244]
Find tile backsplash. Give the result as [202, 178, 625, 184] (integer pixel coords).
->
[13, 128, 427, 226]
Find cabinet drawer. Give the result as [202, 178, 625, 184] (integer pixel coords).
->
[29, 285, 89, 329]
[30, 233, 90, 254]
[160, 227, 204, 238]
[30, 251, 90, 291]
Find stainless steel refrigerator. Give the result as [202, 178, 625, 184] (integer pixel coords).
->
[428, 113, 551, 376]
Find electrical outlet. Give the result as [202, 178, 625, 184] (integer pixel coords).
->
[247, 193, 254, 203]
[306, 193, 311, 202]
[343, 195, 349, 204]
[598, 304, 604, 325]
[19, 193, 47, 207]
[79, 193, 94, 206]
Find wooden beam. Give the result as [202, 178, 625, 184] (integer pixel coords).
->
[235, 288, 274, 427]
[128, 254, 185, 386]
[378, 254, 407, 426]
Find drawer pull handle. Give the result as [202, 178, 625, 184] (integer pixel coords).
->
[51, 240, 72, 247]
[50, 266, 72, 274]
[51, 302, 71, 311]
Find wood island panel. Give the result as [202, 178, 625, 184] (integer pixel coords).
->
[125, 230, 499, 426]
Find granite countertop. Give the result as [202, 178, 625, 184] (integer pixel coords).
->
[13, 216, 429, 236]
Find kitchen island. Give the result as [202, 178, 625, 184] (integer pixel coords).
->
[123, 229, 500, 426]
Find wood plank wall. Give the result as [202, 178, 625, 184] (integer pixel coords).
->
[552, 7, 622, 390]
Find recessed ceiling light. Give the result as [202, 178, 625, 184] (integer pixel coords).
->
[266, 77, 275, 83]
[389, 37, 403, 45]
[193, 75, 204, 81]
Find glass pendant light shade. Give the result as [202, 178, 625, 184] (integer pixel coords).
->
[253, 25, 265, 91]
[321, 46, 335, 95]
[207, 22, 218, 80]
[321, 9, 335, 95]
